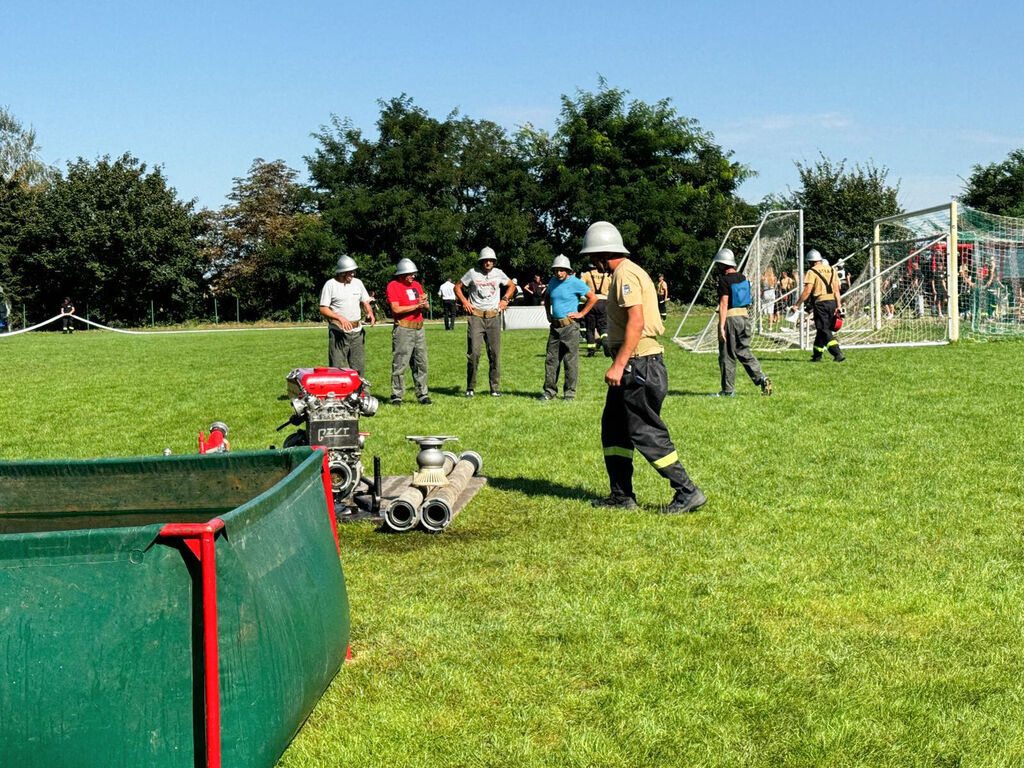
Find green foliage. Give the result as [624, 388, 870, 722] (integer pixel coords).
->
[772, 154, 901, 270]
[961, 148, 1024, 217]
[0, 106, 54, 188]
[13, 154, 204, 324]
[204, 158, 337, 319]
[531, 82, 753, 289]
[308, 96, 541, 291]
[2, 325, 1024, 766]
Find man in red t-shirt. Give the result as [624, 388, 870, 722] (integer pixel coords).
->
[386, 258, 431, 405]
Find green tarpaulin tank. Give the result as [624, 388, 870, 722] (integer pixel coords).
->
[0, 447, 349, 768]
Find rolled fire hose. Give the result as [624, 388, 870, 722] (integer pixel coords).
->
[420, 451, 482, 533]
[381, 485, 424, 533]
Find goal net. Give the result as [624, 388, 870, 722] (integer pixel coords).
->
[674, 210, 804, 353]
[850, 203, 1024, 346]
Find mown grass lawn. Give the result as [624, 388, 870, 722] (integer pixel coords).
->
[2, 318, 1023, 767]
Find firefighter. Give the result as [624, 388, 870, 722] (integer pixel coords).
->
[795, 249, 845, 362]
[386, 258, 431, 405]
[455, 247, 516, 397]
[541, 254, 596, 400]
[714, 248, 772, 396]
[319, 254, 376, 378]
[581, 221, 706, 514]
[581, 258, 610, 356]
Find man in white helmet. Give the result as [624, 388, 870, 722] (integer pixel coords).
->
[581, 221, 706, 514]
[319, 254, 376, 378]
[713, 248, 772, 396]
[386, 258, 431, 405]
[794, 249, 845, 362]
[455, 246, 517, 397]
[541, 254, 596, 401]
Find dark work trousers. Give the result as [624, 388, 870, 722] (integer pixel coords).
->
[442, 300, 457, 330]
[328, 325, 366, 378]
[601, 354, 699, 500]
[543, 321, 580, 398]
[391, 325, 428, 400]
[811, 300, 842, 359]
[584, 299, 608, 354]
[466, 313, 501, 392]
[62, 314, 73, 333]
[718, 314, 765, 393]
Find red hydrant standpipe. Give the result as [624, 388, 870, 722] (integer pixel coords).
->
[198, 422, 230, 454]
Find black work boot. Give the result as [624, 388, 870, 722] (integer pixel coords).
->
[662, 487, 707, 514]
[591, 495, 639, 510]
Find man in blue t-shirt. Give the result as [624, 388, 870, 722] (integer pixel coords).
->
[714, 249, 772, 397]
[541, 254, 597, 400]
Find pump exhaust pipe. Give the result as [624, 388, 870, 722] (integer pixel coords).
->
[420, 451, 482, 533]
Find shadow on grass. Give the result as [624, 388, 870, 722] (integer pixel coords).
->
[488, 474, 592, 502]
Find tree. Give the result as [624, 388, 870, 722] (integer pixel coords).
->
[527, 82, 753, 292]
[0, 107, 54, 188]
[307, 96, 542, 292]
[773, 154, 901, 267]
[205, 158, 331, 319]
[961, 149, 1024, 217]
[14, 154, 205, 324]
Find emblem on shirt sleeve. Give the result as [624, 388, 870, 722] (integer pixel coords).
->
[622, 285, 631, 295]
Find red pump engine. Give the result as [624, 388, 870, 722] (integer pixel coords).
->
[280, 367, 379, 504]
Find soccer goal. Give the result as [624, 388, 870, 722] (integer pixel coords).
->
[841, 202, 1024, 347]
[673, 209, 805, 353]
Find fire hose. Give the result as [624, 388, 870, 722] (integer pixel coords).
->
[419, 451, 482, 534]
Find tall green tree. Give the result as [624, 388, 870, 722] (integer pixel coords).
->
[961, 148, 1024, 217]
[527, 82, 753, 291]
[206, 158, 332, 319]
[307, 96, 541, 292]
[14, 154, 205, 324]
[773, 154, 901, 268]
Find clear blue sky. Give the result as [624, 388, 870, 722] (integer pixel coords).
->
[3, 0, 1021, 213]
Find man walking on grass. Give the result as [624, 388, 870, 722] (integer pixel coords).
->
[713, 248, 772, 397]
[581, 221, 706, 515]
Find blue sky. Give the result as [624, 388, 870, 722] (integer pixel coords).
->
[3, 0, 1021, 213]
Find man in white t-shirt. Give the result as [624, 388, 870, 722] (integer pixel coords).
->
[319, 254, 376, 378]
[438, 277, 457, 331]
[455, 247, 516, 397]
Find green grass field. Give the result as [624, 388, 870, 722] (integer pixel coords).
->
[3, 320, 1024, 767]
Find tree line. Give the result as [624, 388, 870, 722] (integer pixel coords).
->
[3, 86, 1023, 327]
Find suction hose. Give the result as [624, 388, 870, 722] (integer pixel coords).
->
[420, 451, 482, 533]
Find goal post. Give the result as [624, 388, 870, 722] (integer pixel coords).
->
[673, 209, 805, 354]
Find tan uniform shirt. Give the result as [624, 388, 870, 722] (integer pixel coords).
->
[804, 264, 839, 300]
[581, 268, 610, 299]
[607, 259, 664, 357]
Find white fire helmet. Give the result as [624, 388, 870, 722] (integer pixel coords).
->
[579, 221, 629, 256]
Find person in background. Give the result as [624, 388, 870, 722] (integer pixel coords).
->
[580, 220, 706, 515]
[761, 266, 779, 331]
[541, 254, 596, 401]
[656, 274, 669, 320]
[60, 297, 75, 334]
[581, 259, 610, 357]
[523, 274, 546, 306]
[319, 255, 375, 378]
[439, 277, 457, 331]
[714, 249, 772, 397]
[386, 259, 431, 406]
[455, 247, 516, 397]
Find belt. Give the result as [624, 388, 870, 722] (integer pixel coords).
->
[396, 318, 423, 330]
[472, 309, 500, 319]
[726, 307, 748, 317]
[552, 317, 574, 327]
[595, 295, 608, 301]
